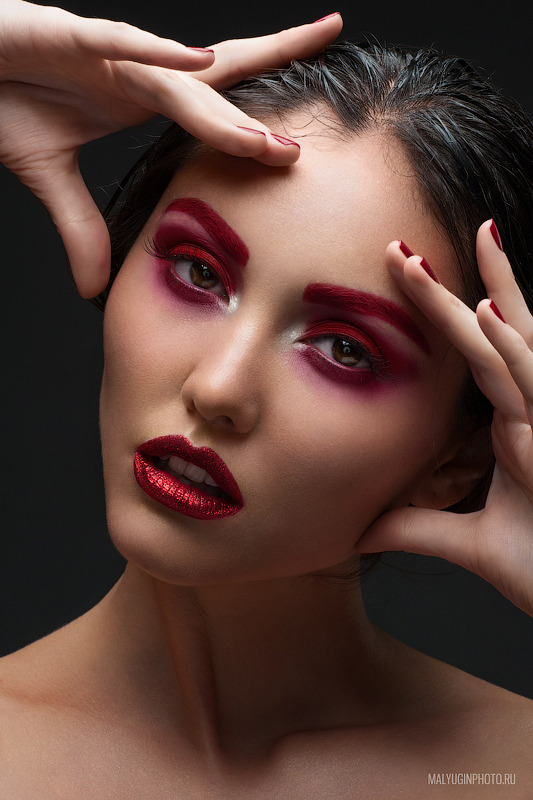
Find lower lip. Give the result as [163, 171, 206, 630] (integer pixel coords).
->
[133, 452, 242, 520]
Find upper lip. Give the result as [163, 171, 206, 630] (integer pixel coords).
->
[136, 435, 243, 505]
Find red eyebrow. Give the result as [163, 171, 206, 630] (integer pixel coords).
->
[164, 198, 249, 266]
[303, 283, 431, 355]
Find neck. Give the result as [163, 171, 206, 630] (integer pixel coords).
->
[84, 562, 395, 763]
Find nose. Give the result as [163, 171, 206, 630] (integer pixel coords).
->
[180, 319, 263, 434]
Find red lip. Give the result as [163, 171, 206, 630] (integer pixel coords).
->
[134, 435, 243, 520]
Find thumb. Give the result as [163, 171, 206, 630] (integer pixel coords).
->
[30, 153, 110, 298]
[356, 506, 479, 571]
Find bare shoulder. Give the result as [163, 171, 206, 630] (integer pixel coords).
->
[0, 639, 60, 796]
[405, 646, 533, 765]
[0, 619, 103, 786]
[459, 672, 533, 768]
[0, 632, 74, 744]
[267, 643, 533, 799]
[271, 675, 533, 800]
[0, 624, 125, 799]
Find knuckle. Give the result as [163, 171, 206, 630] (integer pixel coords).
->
[108, 20, 134, 37]
[211, 39, 238, 53]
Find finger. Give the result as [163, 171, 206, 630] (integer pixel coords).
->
[49, 6, 216, 71]
[477, 298, 533, 426]
[476, 220, 533, 342]
[387, 240, 499, 368]
[170, 73, 303, 165]
[193, 13, 343, 89]
[387, 241, 524, 416]
[29, 153, 110, 298]
[356, 505, 479, 573]
[121, 63, 301, 166]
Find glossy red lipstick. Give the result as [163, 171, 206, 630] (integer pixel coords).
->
[134, 435, 243, 520]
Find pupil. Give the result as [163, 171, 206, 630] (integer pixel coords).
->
[332, 338, 360, 366]
[191, 261, 217, 289]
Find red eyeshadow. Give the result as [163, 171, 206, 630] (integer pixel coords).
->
[149, 198, 250, 304]
[303, 283, 431, 356]
[163, 198, 249, 267]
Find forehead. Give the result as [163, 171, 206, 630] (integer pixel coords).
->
[154, 125, 457, 295]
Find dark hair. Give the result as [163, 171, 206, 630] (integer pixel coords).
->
[95, 40, 533, 518]
[96, 41, 533, 309]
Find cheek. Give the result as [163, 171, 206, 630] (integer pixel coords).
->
[98, 252, 464, 578]
[100, 262, 197, 418]
[288, 348, 418, 400]
[265, 364, 456, 532]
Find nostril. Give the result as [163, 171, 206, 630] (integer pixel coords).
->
[181, 372, 258, 433]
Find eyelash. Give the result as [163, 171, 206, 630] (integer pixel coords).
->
[145, 238, 390, 384]
[144, 238, 232, 303]
[299, 320, 389, 383]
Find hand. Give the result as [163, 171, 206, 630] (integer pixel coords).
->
[0, 1, 342, 297]
[357, 220, 533, 617]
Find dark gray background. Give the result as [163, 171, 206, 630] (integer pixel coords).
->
[1, 0, 532, 698]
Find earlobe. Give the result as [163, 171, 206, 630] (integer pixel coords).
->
[408, 426, 494, 511]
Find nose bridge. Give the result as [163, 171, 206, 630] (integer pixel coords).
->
[181, 314, 265, 433]
[205, 314, 264, 383]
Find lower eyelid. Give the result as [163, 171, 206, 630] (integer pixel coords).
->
[302, 329, 382, 358]
[171, 257, 225, 295]
[176, 249, 234, 298]
[315, 348, 375, 376]
[146, 239, 231, 302]
[161, 262, 226, 307]
[296, 345, 383, 388]
[306, 336, 372, 368]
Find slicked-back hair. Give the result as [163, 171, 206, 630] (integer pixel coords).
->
[97, 42, 533, 315]
[95, 41, 533, 518]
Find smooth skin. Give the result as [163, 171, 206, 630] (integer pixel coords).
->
[358, 225, 533, 618]
[1, 3, 533, 798]
[2, 124, 533, 799]
[0, 0, 342, 296]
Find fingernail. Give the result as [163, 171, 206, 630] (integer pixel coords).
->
[313, 12, 340, 22]
[187, 47, 214, 53]
[420, 257, 440, 283]
[237, 126, 266, 137]
[399, 240, 414, 258]
[490, 219, 503, 251]
[489, 299, 506, 323]
[271, 134, 300, 148]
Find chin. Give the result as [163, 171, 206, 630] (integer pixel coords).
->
[104, 492, 357, 589]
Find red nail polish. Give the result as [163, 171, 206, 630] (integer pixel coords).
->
[313, 12, 340, 23]
[490, 219, 503, 251]
[271, 134, 300, 148]
[420, 257, 440, 283]
[187, 47, 214, 53]
[399, 241, 414, 258]
[489, 300, 506, 323]
[237, 126, 266, 137]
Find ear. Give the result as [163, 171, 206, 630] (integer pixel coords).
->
[408, 426, 494, 510]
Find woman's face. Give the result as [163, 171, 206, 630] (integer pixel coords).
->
[100, 123, 467, 585]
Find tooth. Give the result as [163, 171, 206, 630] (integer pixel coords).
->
[168, 455, 187, 474]
[183, 462, 207, 483]
[204, 473, 219, 487]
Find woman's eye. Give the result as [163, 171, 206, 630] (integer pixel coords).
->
[312, 335, 371, 369]
[331, 338, 366, 367]
[172, 255, 226, 297]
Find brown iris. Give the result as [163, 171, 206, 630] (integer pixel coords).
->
[331, 338, 362, 366]
[188, 260, 218, 289]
